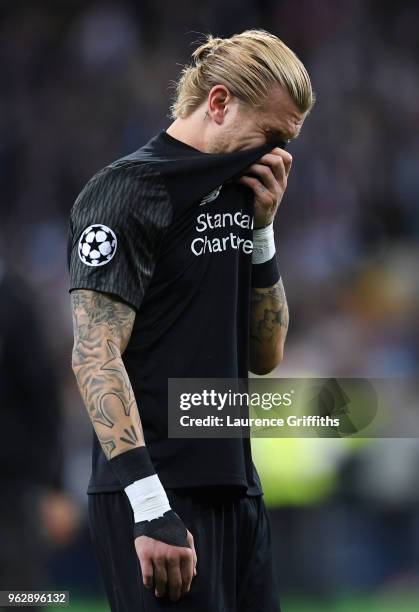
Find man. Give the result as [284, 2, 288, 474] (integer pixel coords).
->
[69, 29, 314, 611]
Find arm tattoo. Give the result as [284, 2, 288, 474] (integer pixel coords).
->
[71, 289, 143, 459]
[250, 280, 289, 344]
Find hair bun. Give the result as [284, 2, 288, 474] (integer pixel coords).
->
[192, 35, 224, 66]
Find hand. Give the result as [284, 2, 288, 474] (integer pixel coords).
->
[237, 147, 293, 228]
[135, 530, 197, 602]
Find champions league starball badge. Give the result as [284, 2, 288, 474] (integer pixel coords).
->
[78, 224, 117, 266]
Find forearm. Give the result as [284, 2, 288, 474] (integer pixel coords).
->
[71, 289, 142, 459]
[70, 289, 192, 564]
[72, 345, 143, 460]
[249, 278, 289, 375]
[238, 140, 293, 374]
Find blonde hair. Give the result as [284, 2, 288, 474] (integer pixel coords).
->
[170, 29, 315, 119]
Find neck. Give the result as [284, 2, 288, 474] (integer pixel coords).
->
[166, 112, 208, 152]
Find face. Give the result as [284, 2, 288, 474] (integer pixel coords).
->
[205, 84, 307, 154]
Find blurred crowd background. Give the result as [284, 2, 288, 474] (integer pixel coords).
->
[0, 0, 418, 609]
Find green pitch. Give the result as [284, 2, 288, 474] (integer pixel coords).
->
[53, 594, 419, 611]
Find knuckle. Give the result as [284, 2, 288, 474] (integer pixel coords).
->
[167, 555, 179, 566]
[139, 549, 150, 560]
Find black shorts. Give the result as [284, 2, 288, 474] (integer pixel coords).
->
[88, 488, 281, 612]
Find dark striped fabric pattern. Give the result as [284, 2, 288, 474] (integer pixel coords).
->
[68, 162, 172, 310]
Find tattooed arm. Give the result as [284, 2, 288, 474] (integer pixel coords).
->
[71, 289, 143, 459]
[71, 289, 197, 598]
[249, 278, 289, 375]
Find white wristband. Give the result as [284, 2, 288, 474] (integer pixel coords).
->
[125, 474, 171, 522]
[252, 223, 276, 264]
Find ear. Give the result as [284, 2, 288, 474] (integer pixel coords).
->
[207, 85, 232, 125]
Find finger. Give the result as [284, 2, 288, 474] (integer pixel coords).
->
[139, 555, 154, 589]
[261, 150, 292, 179]
[257, 154, 287, 187]
[167, 557, 183, 602]
[187, 532, 197, 575]
[283, 153, 292, 176]
[153, 558, 167, 598]
[268, 148, 293, 176]
[246, 163, 277, 193]
[180, 549, 194, 594]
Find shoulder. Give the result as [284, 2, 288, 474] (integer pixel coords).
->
[72, 158, 171, 220]
[73, 161, 146, 209]
[69, 159, 173, 248]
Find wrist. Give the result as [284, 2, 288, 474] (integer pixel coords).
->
[251, 255, 280, 288]
[252, 224, 280, 287]
[125, 474, 171, 523]
[253, 219, 274, 230]
[109, 446, 171, 522]
[109, 446, 188, 547]
[252, 223, 275, 264]
[108, 446, 156, 487]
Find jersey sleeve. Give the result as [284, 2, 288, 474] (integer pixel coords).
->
[68, 163, 172, 310]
